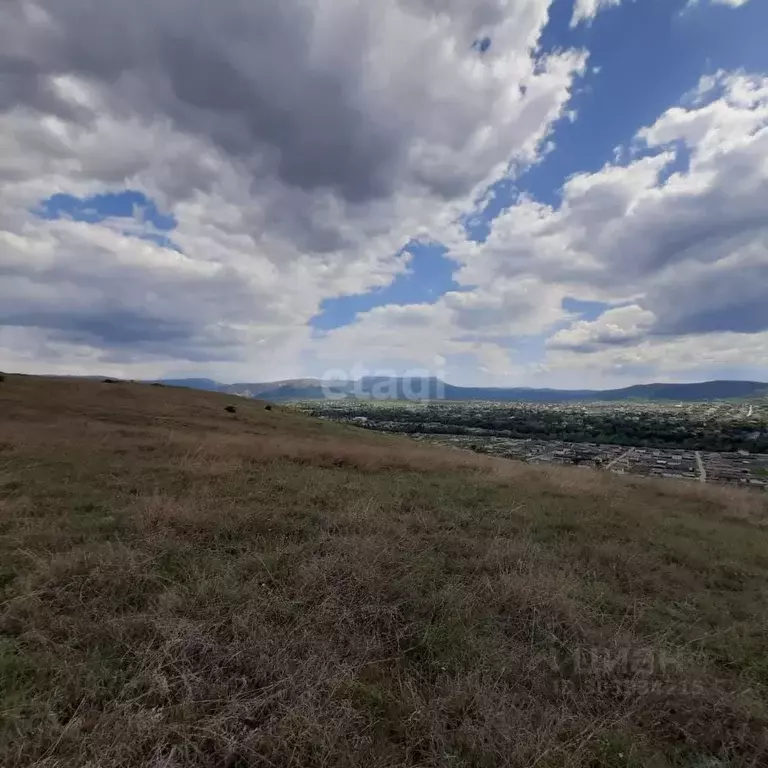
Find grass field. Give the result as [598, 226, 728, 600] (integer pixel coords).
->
[1, 374, 767, 767]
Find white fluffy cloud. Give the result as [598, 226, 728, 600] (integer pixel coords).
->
[571, 0, 622, 27]
[573, 0, 754, 26]
[545, 330, 768, 385]
[705, 0, 752, 6]
[312, 275, 568, 382]
[0, 0, 586, 380]
[447, 70, 768, 385]
[547, 305, 655, 352]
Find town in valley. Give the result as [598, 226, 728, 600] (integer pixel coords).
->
[293, 398, 768, 489]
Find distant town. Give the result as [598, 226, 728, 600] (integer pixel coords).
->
[293, 399, 768, 490]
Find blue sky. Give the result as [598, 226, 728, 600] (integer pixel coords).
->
[38, 190, 180, 250]
[310, 0, 768, 339]
[3, 0, 768, 385]
[532, 0, 768, 202]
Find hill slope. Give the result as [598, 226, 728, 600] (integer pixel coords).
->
[1, 375, 768, 767]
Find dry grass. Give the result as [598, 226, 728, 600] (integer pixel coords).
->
[1, 374, 767, 767]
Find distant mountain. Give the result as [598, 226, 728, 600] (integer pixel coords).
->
[156, 377, 768, 402]
[225, 379, 329, 399]
[596, 380, 768, 401]
[154, 378, 222, 391]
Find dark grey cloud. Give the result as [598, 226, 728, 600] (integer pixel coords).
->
[2, 0, 555, 206]
[546, 336, 641, 354]
[646, 262, 768, 336]
[1, 0, 398, 201]
[0, 0, 589, 377]
[656, 302, 768, 336]
[403, 0, 507, 28]
[2, 0, 580, 210]
[9, 310, 192, 346]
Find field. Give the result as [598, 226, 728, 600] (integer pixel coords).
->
[2, 375, 768, 767]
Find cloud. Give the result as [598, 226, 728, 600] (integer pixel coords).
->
[573, 0, 754, 26]
[571, 0, 622, 28]
[701, 0, 752, 6]
[545, 329, 768, 384]
[0, 0, 586, 379]
[1, 0, 578, 203]
[451, 71, 768, 382]
[313, 276, 567, 375]
[547, 305, 655, 352]
[1, 2, 764, 388]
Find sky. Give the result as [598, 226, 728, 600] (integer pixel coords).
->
[1, 0, 767, 388]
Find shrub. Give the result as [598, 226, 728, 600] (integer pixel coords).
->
[225, 405, 237, 414]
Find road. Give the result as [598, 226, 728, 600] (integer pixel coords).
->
[606, 447, 635, 470]
[695, 451, 707, 483]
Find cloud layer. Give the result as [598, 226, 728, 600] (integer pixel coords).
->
[0, 0, 586, 379]
[452, 71, 768, 383]
[313, 70, 768, 386]
[0, 0, 765, 386]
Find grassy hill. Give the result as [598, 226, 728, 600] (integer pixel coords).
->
[1, 375, 767, 767]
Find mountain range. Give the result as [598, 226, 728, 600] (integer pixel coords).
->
[154, 377, 768, 402]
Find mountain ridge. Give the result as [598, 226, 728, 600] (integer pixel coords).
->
[155, 377, 768, 402]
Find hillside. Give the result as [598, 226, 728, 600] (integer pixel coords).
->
[2, 375, 768, 767]
[160, 376, 768, 402]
